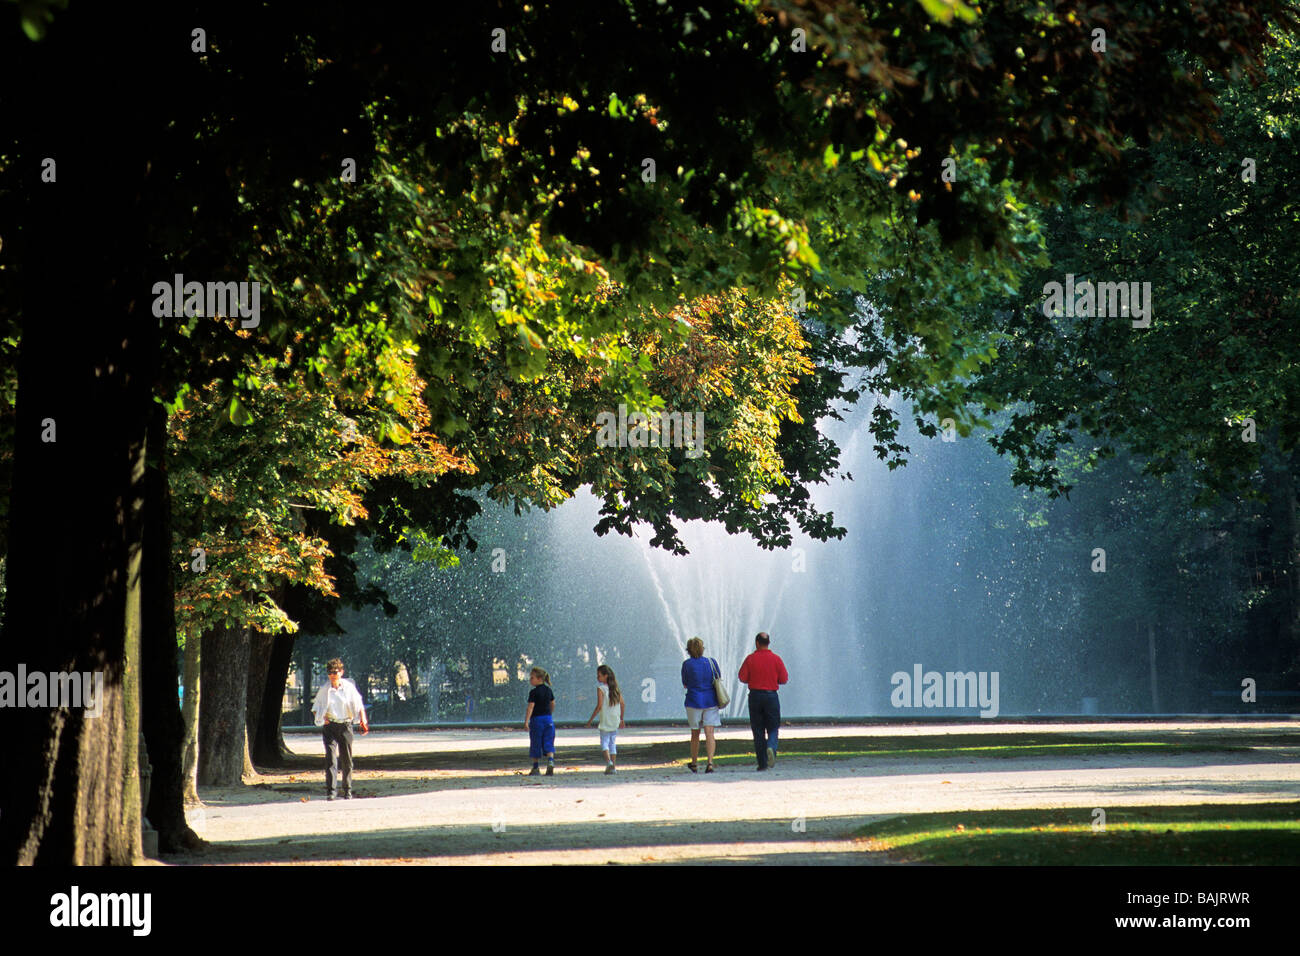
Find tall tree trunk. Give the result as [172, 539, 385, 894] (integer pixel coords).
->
[252, 634, 295, 765]
[198, 625, 251, 787]
[0, 392, 146, 863]
[300, 655, 314, 727]
[142, 402, 202, 852]
[0, 85, 154, 862]
[181, 630, 202, 805]
[245, 628, 275, 766]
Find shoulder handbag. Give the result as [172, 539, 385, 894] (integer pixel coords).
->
[709, 658, 730, 707]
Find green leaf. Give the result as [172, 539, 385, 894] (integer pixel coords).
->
[228, 395, 254, 427]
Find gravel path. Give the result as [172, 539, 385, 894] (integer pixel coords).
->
[172, 722, 1300, 865]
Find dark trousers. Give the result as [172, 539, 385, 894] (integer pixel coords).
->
[748, 690, 780, 768]
[322, 720, 354, 795]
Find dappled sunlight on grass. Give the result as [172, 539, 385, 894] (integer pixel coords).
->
[854, 802, 1300, 864]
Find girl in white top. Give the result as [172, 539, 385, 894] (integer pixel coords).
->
[586, 665, 626, 774]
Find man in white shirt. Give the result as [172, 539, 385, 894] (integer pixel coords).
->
[312, 658, 369, 800]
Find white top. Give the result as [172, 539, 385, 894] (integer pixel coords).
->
[595, 684, 622, 732]
[313, 677, 367, 726]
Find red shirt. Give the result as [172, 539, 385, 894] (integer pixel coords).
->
[738, 648, 788, 692]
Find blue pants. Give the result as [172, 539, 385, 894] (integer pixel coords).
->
[529, 715, 555, 758]
[748, 690, 780, 768]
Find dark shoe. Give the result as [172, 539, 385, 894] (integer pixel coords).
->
[687, 762, 698, 773]
[604, 764, 615, 774]
[756, 765, 768, 771]
[343, 792, 353, 800]
[767, 747, 776, 767]
[705, 764, 715, 773]
[528, 766, 540, 776]
[545, 765, 554, 776]
[327, 793, 336, 801]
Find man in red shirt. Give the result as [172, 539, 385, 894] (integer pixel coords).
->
[738, 632, 788, 771]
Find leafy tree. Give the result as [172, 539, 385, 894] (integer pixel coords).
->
[972, 30, 1300, 667]
[2, 0, 1292, 863]
[170, 331, 468, 783]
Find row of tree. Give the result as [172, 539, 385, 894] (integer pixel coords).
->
[1, 1, 1297, 862]
[305, 27, 1300, 720]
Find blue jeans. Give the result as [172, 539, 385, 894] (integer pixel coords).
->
[748, 690, 780, 767]
[529, 715, 555, 758]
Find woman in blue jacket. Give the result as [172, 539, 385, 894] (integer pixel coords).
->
[681, 636, 722, 773]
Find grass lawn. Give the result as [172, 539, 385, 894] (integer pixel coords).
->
[851, 802, 1300, 864]
[632, 730, 1263, 767]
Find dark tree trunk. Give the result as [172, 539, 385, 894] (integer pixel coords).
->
[142, 402, 203, 851]
[0, 342, 147, 863]
[245, 628, 274, 765]
[198, 625, 251, 787]
[0, 0, 207, 865]
[0, 77, 155, 865]
[250, 631, 295, 766]
[300, 656, 314, 727]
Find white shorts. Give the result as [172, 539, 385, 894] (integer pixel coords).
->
[686, 706, 721, 729]
[600, 731, 618, 754]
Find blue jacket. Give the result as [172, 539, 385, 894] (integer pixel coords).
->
[682, 657, 720, 709]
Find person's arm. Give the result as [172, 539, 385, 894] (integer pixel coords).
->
[682, 660, 689, 692]
[524, 700, 535, 727]
[619, 695, 625, 728]
[587, 688, 604, 726]
[738, 656, 750, 685]
[549, 692, 556, 715]
[312, 686, 328, 726]
[354, 686, 369, 733]
[778, 656, 789, 686]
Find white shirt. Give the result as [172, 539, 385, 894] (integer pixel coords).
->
[313, 677, 366, 726]
[596, 684, 622, 732]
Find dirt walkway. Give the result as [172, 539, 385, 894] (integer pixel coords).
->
[169, 722, 1300, 865]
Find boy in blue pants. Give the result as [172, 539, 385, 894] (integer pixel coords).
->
[524, 666, 556, 775]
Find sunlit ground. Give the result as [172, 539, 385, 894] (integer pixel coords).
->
[171, 721, 1300, 865]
